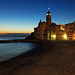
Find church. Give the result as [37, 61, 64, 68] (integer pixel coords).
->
[34, 10, 75, 40]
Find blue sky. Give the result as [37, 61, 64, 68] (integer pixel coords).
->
[0, 0, 75, 33]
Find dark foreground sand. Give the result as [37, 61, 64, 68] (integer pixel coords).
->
[0, 41, 75, 75]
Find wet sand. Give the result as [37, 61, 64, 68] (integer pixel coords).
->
[0, 41, 75, 75]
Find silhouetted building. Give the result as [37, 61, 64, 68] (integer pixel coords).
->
[34, 10, 75, 40]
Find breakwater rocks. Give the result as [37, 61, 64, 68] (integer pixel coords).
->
[0, 39, 41, 43]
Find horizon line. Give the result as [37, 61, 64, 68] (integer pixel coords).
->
[0, 32, 31, 34]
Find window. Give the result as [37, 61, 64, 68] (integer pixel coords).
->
[47, 18, 49, 20]
[66, 27, 67, 29]
[53, 30, 55, 33]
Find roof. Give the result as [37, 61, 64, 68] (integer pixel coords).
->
[47, 11, 50, 14]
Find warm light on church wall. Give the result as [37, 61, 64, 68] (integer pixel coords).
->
[63, 34, 67, 40]
[51, 34, 56, 40]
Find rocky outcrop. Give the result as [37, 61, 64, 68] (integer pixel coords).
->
[25, 32, 35, 40]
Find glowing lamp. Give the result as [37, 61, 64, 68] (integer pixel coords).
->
[63, 35, 67, 39]
[47, 13, 49, 15]
[53, 35, 56, 38]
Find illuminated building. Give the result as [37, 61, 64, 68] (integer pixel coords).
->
[65, 22, 75, 40]
[34, 10, 75, 40]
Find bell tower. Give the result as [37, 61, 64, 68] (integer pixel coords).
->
[46, 9, 51, 28]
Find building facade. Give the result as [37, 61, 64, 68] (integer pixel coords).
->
[34, 11, 75, 40]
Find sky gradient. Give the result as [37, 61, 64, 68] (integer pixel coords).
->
[0, 0, 75, 33]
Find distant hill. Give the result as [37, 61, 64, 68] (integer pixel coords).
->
[0, 33, 30, 37]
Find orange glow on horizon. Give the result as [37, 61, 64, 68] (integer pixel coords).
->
[0, 32, 31, 34]
[0, 27, 33, 34]
[0, 33, 6, 34]
[0, 28, 33, 34]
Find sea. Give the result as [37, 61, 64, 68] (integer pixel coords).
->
[0, 37, 26, 40]
[0, 37, 39, 62]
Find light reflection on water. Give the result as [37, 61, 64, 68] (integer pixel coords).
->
[0, 43, 39, 62]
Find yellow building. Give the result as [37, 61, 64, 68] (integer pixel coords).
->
[34, 11, 75, 40]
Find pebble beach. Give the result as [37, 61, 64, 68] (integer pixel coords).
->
[0, 41, 75, 75]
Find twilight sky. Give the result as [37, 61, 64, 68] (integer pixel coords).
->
[0, 0, 75, 33]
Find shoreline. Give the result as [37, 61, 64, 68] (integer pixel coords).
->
[0, 42, 42, 63]
[0, 39, 75, 43]
[0, 41, 75, 75]
[0, 39, 42, 43]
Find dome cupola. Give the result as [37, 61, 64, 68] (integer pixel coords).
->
[47, 11, 51, 16]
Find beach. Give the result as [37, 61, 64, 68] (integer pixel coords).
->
[0, 41, 75, 75]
